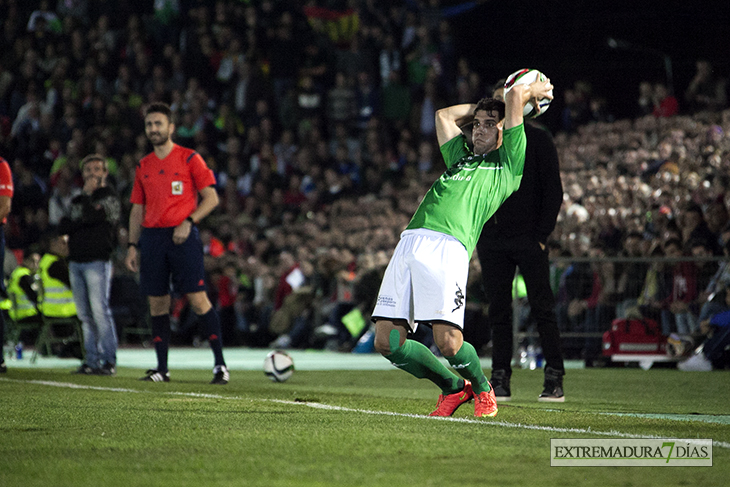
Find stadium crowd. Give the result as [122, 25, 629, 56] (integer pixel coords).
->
[1, 0, 729, 362]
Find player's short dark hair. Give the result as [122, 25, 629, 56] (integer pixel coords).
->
[143, 102, 173, 122]
[474, 97, 505, 120]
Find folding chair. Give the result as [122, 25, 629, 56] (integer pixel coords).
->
[33, 276, 85, 362]
[37, 314, 84, 360]
[7, 294, 45, 364]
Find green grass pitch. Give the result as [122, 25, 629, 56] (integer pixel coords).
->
[1, 364, 729, 486]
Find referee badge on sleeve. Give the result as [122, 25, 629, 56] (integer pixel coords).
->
[172, 181, 183, 195]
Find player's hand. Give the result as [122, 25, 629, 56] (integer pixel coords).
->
[173, 219, 192, 245]
[125, 246, 139, 273]
[529, 77, 553, 107]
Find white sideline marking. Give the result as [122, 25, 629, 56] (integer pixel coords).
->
[3, 378, 730, 450]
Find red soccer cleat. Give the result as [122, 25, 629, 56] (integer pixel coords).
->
[429, 381, 474, 417]
[474, 386, 499, 418]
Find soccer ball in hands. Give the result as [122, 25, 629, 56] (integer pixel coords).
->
[264, 350, 294, 382]
[503, 69, 552, 118]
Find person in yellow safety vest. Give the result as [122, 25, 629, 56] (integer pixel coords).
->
[7, 252, 42, 323]
[38, 234, 77, 318]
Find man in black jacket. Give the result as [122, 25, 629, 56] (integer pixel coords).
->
[476, 80, 565, 402]
[59, 154, 121, 375]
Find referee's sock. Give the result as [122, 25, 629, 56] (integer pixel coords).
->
[151, 314, 171, 373]
[385, 329, 463, 394]
[200, 308, 226, 367]
[444, 341, 491, 394]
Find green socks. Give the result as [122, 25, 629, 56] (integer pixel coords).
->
[445, 341, 491, 394]
[385, 330, 462, 394]
[383, 330, 490, 395]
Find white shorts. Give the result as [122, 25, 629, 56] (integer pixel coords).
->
[372, 228, 469, 331]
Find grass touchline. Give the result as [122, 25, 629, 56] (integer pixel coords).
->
[4, 377, 729, 450]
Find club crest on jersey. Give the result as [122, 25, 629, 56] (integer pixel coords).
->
[171, 181, 183, 195]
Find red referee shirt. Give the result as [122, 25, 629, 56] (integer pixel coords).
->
[0, 157, 13, 225]
[130, 145, 216, 228]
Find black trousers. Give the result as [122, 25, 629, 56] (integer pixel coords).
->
[477, 236, 564, 374]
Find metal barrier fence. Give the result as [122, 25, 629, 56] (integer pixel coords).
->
[509, 255, 728, 364]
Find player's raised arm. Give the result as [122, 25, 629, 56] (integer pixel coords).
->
[503, 77, 553, 130]
[435, 103, 477, 147]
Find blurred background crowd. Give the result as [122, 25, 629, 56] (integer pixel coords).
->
[1, 0, 729, 360]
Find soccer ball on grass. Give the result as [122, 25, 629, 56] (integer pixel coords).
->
[264, 350, 294, 382]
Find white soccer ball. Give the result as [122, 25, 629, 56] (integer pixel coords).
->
[503, 69, 552, 118]
[264, 350, 294, 382]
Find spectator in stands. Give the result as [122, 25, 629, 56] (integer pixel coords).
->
[705, 198, 729, 248]
[636, 81, 655, 117]
[678, 287, 730, 371]
[268, 249, 314, 349]
[353, 70, 380, 132]
[47, 166, 80, 226]
[652, 83, 679, 118]
[678, 202, 719, 255]
[214, 254, 245, 346]
[615, 231, 648, 319]
[684, 60, 727, 114]
[698, 225, 730, 322]
[662, 238, 698, 335]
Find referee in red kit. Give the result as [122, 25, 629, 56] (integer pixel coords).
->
[0, 156, 13, 373]
[125, 102, 228, 384]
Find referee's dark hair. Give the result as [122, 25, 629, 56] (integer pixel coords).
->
[143, 102, 173, 122]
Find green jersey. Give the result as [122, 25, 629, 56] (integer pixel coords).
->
[405, 123, 527, 254]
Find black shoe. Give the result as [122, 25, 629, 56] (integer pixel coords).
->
[210, 365, 229, 385]
[97, 362, 116, 376]
[139, 369, 170, 382]
[73, 364, 97, 375]
[538, 366, 565, 402]
[0, 361, 6, 373]
[490, 369, 512, 402]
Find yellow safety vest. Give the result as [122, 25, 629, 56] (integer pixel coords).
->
[7, 267, 39, 321]
[38, 254, 77, 318]
[0, 291, 10, 310]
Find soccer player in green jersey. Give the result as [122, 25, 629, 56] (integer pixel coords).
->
[371, 75, 554, 417]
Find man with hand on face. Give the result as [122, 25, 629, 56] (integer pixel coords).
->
[60, 154, 121, 375]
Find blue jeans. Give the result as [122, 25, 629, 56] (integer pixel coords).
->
[69, 260, 117, 367]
